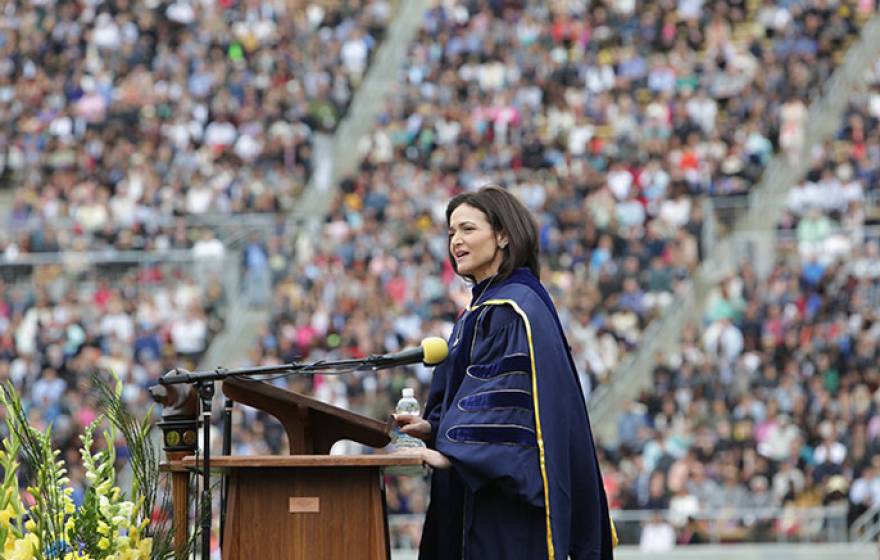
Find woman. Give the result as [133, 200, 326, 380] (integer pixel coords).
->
[398, 185, 616, 559]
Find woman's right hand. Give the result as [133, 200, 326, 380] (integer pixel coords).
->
[394, 414, 432, 441]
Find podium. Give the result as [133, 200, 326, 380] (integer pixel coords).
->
[163, 377, 423, 560]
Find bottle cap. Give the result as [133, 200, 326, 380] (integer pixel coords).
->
[402, 387, 414, 398]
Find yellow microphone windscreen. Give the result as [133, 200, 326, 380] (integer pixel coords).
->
[420, 337, 449, 365]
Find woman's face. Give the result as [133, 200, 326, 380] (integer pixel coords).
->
[448, 203, 506, 284]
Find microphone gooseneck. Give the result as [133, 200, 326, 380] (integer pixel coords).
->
[152, 337, 450, 390]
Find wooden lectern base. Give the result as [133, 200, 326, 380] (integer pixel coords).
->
[171, 455, 423, 560]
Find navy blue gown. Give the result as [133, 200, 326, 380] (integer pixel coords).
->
[419, 268, 614, 560]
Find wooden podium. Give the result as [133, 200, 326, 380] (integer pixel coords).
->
[164, 377, 422, 560]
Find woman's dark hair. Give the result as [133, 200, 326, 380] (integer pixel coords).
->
[445, 184, 540, 282]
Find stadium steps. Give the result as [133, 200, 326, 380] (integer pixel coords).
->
[589, 12, 880, 443]
[196, 301, 268, 373]
[0, 187, 14, 221]
[290, 0, 430, 230]
[195, 0, 430, 378]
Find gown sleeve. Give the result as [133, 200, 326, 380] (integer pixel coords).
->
[434, 304, 545, 508]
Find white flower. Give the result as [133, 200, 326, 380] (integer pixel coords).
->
[117, 501, 134, 520]
[99, 494, 112, 516]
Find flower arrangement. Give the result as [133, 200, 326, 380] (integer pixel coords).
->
[0, 375, 182, 560]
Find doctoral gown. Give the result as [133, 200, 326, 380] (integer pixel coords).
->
[419, 268, 614, 560]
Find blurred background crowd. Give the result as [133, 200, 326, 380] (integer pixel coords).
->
[1, 0, 879, 553]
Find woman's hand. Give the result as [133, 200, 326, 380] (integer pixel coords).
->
[392, 445, 452, 470]
[418, 447, 452, 470]
[393, 414, 433, 441]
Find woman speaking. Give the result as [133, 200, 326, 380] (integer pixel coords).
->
[397, 185, 616, 559]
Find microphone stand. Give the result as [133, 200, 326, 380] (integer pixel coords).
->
[194, 380, 214, 560]
[220, 398, 233, 548]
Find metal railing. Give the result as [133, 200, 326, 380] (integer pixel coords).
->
[610, 506, 849, 545]
[387, 505, 851, 550]
[0, 248, 242, 306]
[850, 503, 880, 543]
[0, 211, 298, 253]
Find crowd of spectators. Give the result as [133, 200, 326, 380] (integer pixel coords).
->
[0, 0, 877, 553]
[257, 0, 869, 399]
[229, 0, 872, 549]
[603, 250, 880, 544]
[0, 0, 391, 538]
[0, 263, 226, 501]
[0, 0, 390, 253]
[778, 60, 880, 263]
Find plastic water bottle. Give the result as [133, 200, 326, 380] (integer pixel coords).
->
[389, 388, 425, 476]
[394, 388, 425, 450]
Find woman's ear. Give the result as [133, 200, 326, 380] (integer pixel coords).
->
[497, 232, 508, 249]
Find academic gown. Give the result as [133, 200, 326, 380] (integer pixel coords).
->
[419, 268, 614, 560]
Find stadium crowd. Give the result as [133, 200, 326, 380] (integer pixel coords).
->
[602, 249, 880, 544]
[0, 0, 390, 253]
[0, 264, 226, 501]
[251, 0, 869, 403]
[778, 64, 880, 263]
[0, 0, 390, 524]
[0, 0, 877, 553]
[231, 0, 872, 548]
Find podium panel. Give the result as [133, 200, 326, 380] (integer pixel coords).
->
[223, 467, 386, 559]
[174, 455, 422, 560]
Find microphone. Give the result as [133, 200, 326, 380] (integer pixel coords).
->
[365, 337, 449, 369]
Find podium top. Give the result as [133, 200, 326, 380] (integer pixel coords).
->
[222, 377, 392, 454]
[164, 454, 424, 471]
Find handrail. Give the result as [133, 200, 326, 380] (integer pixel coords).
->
[387, 504, 851, 547]
[0, 248, 200, 267]
[850, 502, 880, 542]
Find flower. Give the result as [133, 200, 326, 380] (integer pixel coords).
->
[0, 504, 16, 527]
[0, 378, 179, 560]
[7, 533, 39, 560]
[138, 537, 153, 557]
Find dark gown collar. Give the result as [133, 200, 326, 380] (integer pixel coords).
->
[470, 275, 496, 302]
[469, 268, 542, 307]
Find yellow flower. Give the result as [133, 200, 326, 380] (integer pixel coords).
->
[7, 533, 39, 560]
[97, 521, 110, 536]
[116, 549, 138, 560]
[98, 536, 110, 550]
[0, 504, 16, 527]
[24, 519, 35, 532]
[138, 537, 153, 557]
